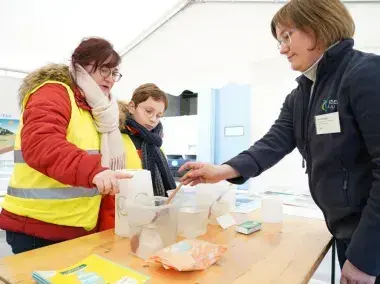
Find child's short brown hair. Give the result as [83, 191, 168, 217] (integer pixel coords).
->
[131, 83, 168, 110]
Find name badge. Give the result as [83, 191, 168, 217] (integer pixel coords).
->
[315, 112, 341, 135]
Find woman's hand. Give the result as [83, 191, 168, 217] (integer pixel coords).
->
[341, 260, 376, 284]
[179, 162, 239, 186]
[92, 170, 133, 195]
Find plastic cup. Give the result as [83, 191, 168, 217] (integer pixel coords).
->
[126, 196, 179, 259]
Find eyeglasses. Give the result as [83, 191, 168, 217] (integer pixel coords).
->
[99, 66, 123, 82]
[277, 29, 296, 50]
[138, 105, 163, 120]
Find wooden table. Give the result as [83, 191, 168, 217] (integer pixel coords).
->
[0, 211, 332, 284]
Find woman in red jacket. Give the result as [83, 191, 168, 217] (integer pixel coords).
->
[0, 37, 131, 254]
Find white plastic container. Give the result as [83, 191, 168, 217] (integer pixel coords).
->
[115, 169, 154, 237]
[126, 196, 179, 260]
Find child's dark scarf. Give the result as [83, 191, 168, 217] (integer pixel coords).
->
[121, 117, 176, 196]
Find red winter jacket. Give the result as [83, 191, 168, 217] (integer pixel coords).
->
[0, 78, 107, 241]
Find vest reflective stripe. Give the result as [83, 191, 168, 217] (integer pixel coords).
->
[13, 149, 100, 164]
[7, 187, 99, 199]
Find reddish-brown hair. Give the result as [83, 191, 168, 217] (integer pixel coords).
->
[71, 37, 121, 75]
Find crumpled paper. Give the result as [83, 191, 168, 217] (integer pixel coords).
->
[147, 239, 227, 271]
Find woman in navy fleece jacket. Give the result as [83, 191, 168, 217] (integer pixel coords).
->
[180, 0, 380, 283]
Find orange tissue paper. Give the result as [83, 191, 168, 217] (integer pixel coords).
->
[147, 239, 227, 272]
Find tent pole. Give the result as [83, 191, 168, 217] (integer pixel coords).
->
[120, 0, 194, 57]
[0, 67, 28, 74]
[120, 0, 380, 57]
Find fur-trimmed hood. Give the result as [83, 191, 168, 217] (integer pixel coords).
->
[117, 100, 132, 131]
[18, 64, 74, 109]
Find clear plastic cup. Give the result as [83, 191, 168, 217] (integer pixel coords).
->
[177, 202, 210, 239]
[166, 186, 213, 238]
[126, 196, 179, 259]
[196, 183, 236, 225]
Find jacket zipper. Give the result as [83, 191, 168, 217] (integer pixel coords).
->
[341, 159, 349, 205]
[301, 77, 334, 234]
[304, 77, 320, 172]
[304, 94, 315, 167]
[343, 168, 348, 191]
[301, 89, 307, 171]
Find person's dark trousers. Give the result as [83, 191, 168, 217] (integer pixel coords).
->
[336, 238, 380, 283]
[6, 231, 59, 254]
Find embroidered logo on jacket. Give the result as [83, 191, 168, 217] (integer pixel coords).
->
[322, 97, 338, 112]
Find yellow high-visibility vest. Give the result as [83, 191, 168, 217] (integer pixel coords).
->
[121, 133, 143, 169]
[2, 81, 101, 230]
